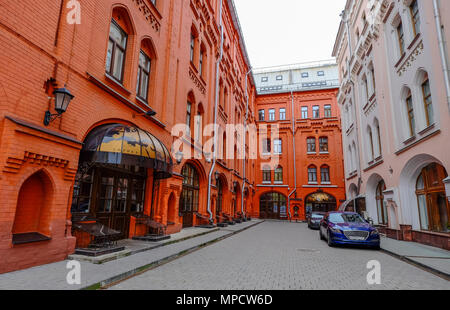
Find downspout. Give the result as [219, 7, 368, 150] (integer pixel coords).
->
[433, 0, 450, 111]
[287, 91, 296, 221]
[206, 0, 225, 224]
[242, 68, 252, 218]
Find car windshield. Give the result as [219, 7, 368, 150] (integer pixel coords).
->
[329, 213, 365, 224]
[312, 213, 324, 218]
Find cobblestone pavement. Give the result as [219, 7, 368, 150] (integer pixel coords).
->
[110, 221, 450, 290]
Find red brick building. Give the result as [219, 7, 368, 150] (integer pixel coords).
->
[253, 62, 346, 221]
[0, 1, 346, 274]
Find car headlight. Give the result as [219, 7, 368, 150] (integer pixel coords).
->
[330, 227, 342, 234]
[370, 229, 379, 236]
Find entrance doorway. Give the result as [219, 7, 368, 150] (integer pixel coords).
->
[179, 164, 200, 228]
[259, 192, 287, 219]
[305, 191, 337, 218]
[416, 163, 449, 232]
[71, 164, 147, 239]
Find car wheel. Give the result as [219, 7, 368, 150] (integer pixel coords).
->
[327, 230, 334, 247]
[320, 228, 325, 240]
[373, 244, 381, 250]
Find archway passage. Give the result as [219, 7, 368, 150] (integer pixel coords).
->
[167, 193, 177, 224]
[259, 192, 287, 219]
[179, 164, 200, 228]
[305, 191, 337, 217]
[416, 163, 449, 232]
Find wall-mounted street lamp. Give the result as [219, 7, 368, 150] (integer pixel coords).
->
[44, 87, 74, 126]
[175, 151, 184, 165]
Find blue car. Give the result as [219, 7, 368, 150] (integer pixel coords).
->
[319, 211, 380, 250]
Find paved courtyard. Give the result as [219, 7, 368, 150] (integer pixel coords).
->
[110, 221, 449, 290]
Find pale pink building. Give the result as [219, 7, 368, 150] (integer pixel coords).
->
[333, 0, 450, 249]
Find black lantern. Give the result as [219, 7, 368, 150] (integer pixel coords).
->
[44, 87, 74, 126]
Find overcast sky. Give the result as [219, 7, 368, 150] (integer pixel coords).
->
[233, 0, 347, 69]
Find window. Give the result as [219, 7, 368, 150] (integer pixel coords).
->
[199, 47, 205, 77]
[180, 164, 200, 213]
[406, 91, 415, 136]
[301, 72, 309, 78]
[301, 107, 308, 119]
[410, 0, 421, 36]
[368, 127, 375, 161]
[307, 137, 316, 153]
[313, 106, 320, 119]
[186, 101, 192, 135]
[262, 166, 271, 183]
[259, 109, 265, 121]
[274, 139, 282, 154]
[190, 33, 195, 63]
[324, 105, 332, 118]
[279, 108, 286, 120]
[317, 71, 325, 76]
[308, 166, 318, 183]
[396, 22, 405, 56]
[370, 66, 376, 96]
[276, 75, 283, 81]
[269, 109, 276, 121]
[261, 77, 268, 82]
[136, 51, 151, 101]
[321, 166, 330, 183]
[319, 137, 328, 153]
[274, 166, 283, 183]
[363, 75, 369, 102]
[262, 138, 271, 154]
[106, 20, 128, 82]
[421, 75, 434, 126]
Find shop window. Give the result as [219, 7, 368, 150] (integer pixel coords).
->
[376, 180, 388, 225]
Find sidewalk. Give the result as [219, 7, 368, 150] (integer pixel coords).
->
[380, 236, 450, 279]
[0, 220, 264, 290]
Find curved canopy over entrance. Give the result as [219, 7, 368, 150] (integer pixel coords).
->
[80, 123, 173, 179]
[260, 192, 287, 219]
[305, 191, 337, 215]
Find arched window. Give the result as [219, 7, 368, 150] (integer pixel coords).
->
[376, 180, 388, 225]
[320, 165, 330, 183]
[199, 43, 207, 78]
[405, 88, 415, 136]
[106, 15, 129, 82]
[374, 118, 382, 158]
[274, 166, 283, 183]
[195, 103, 204, 143]
[308, 165, 317, 183]
[186, 92, 195, 137]
[416, 163, 449, 232]
[367, 126, 375, 162]
[420, 72, 434, 127]
[180, 164, 200, 213]
[190, 26, 199, 65]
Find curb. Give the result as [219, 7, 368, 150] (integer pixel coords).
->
[82, 220, 264, 290]
[380, 248, 450, 281]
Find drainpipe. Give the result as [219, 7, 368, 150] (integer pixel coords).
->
[206, 0, 225, 224]
[242, 68, 252, 218]
[433, 0, 450, 111]
[287, 91, 296, 221]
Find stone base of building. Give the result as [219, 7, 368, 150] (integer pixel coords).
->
[379, 226, 450, 250]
